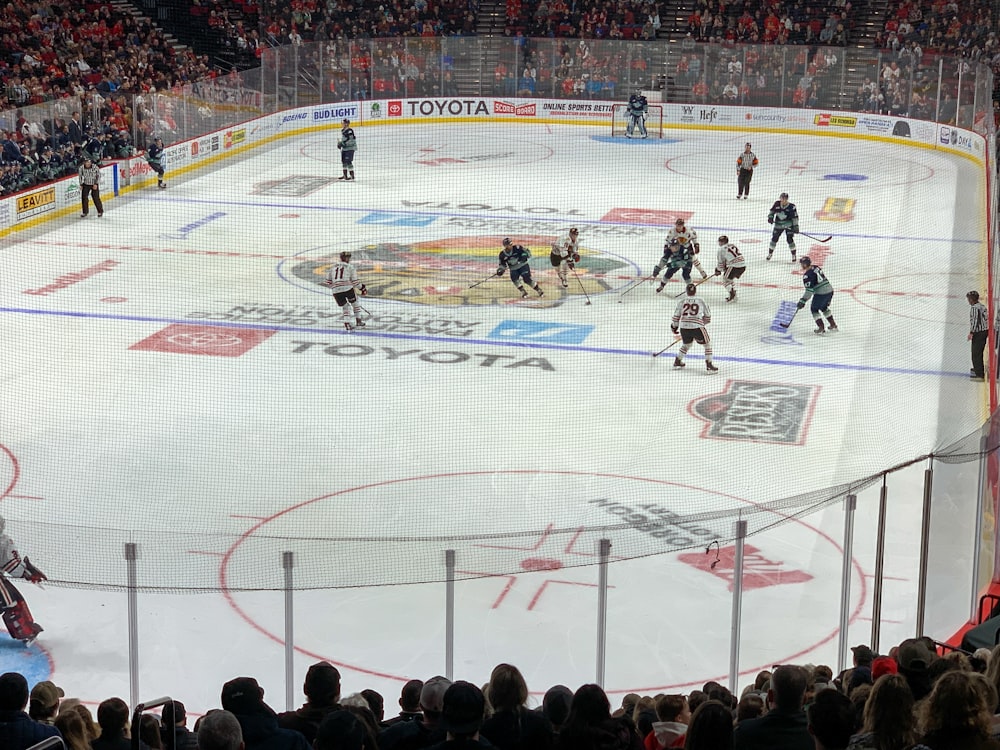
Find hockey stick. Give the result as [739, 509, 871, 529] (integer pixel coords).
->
[617, 275, 654, 302]
[673, 274, 712, 298]
[571, 266, 592, 306]
[652, 337, 683, 357]
[778, 307, 801, 329]
[798, 231, 832, 243]
[468, 272, 498, 289]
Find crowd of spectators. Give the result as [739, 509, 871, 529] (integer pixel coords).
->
[6, 637, 1000, 750]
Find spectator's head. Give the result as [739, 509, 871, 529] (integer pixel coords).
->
[920, 671, 995, 740]
[871, 657, 898, 681]
[655, 694, 690, 724]
[687, 690, 708, 715]
[847, 666, 872, 693]
[198, 710, 244, 750]
[540, 685, 573, 730]
[97, 697, 130, 736]
[618, 693, 640, 719]
[861, 674, 916, 745]
[419, 676, 451, 720]
[735, 693, 764, 724]
[567, 684, 612, 727]
[162, 700, 187, 727]
[0, 672, 29, 711]
[398, 679, 423, 714]
[807, 689, 854, 750]
[441, 681, 485, 740]
[360, 690, 383, 723]
[486, 663, 529, 712]
[141, 714, 164, 749]
[304, 663, 341, 707]
[222, 677, 269, 716]
[315, 710, 367, 750]
[29, 680, 63, 722]
[768, 665, 808, 712]
[55, 708, 91, 750]
[683, 700, 733, 750]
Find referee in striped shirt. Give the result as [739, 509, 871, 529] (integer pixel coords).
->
[967, 290, 988, 381]
[78, 155, 103, 218]
[736, 142, 758, 199]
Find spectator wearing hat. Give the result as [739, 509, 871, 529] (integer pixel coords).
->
[895, 637, 937, 701]
[198, 711, 244, 750]
[869, 658, 897, 682]
[426, 681, 489, 750]
[315, 711, 369, 750]
[383, 680, 424, 728]
[93, 697, 151, 750]
[845, 674, 917, 750]
[29, 680, 64, 724]
[380, 676, 451, 750]
[222, 677, 309, 750]
[277, 663, 342, 744]
[0, 672, 61, 750]
[733, 665, 813, 750]
[162, 700, 199, 750]
[538, 686, 572, 738]
[481, 663, 553, 750]
[807, 691, 854, 750]
[918, 671, 1000, 750]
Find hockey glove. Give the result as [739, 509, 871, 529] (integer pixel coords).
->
[572, 252, 581, 263]
[22, 557, 46, 584]
[791, 227, 799, 235]
[671, 326, 679, 334]
[767, 217, 774, 224]
[567, 261, 575, 270]
[796, 301, 805, 310]
[496, 268, 505, 276]
[337, 142, 343, 149]
[714, 269, 721, 276]
[359, 284, 367, 296]
[652, 268, 660, 278]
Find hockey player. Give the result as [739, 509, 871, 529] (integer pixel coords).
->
[549, 227, 580, 288]
[796, 256, 838, 334]
[767, 192, 798, 261]
[714, 235, 746, 302]
[736, 142, 758, 199]
[337, 119, 357, 181]
[671, 283, 718, 372]
[0, 516, 47, 644]
[625, 90, 648, 138]
[145, 137, 167, 189]
[653, 218, 707, 291]
[325, 250, 367, 331]
[497, 238, 543, 298]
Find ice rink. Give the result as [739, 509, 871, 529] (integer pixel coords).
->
[0, 119, 990, 712]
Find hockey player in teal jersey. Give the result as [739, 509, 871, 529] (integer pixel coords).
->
[796, 256, 838, 334]
[767, 192, 798, 261]
[497, 238, 544, 298]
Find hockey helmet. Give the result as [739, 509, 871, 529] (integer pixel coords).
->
[569, 227, 579, 235]
[799, 256, 812, 267]
[968, 290, 981, 302]
[686, 283, 697, 296]
[340, 250, 352, 261]
[779, 192, 789, 200]
[502, 237, 512, 247]
[718, 235, 729, 245]
[675, 217, 685, 226]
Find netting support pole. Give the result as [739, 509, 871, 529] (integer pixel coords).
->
[596, 539, 611, 688]
[972, 434, 989, 621]
[728, 520, 747, 696]
[871, 475, 888, 653]
[916, 458, 934, 636]
[837, 494, 857, 674]
[283, 551, 295, 712]
[445, 550, 455, 681]
[125, 542, 139, 711]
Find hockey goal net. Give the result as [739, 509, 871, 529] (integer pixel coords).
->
[611, 103, 664, 138]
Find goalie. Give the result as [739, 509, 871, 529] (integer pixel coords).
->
[625, 91, 648, 139]
[0, 516, 46, 644]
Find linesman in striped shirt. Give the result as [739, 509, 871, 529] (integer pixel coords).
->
[736, 142, 758, 200]
[967, 290, 988, 381]
[78, 156, 103, 218]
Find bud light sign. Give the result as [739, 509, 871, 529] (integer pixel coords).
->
[312, 105, 359, 122]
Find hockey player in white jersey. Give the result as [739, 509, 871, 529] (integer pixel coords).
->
[714, 235, 746, 302]
[325, 250, 368, 330]
[671, 283, 718, 372]
[549, 227, 580, 288]
[0, 516, 47, 644]
[652, 218, 707, 288]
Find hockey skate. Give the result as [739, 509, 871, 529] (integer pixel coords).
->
[344, 321, 355, 331]
[814, 324, 826, 335]
[790, 252, 797, 263]
[706, 362, 719, 373]
[535, 285, 544, 297]
[355, 318, 366, 328]
[519, 287, 529, 298]
[828, 323, 838, 332]
[725, 288, 736, 302]
[766, 251, 773, 261]
[655, 283, 665, 294]
[673, 358, 685, 368]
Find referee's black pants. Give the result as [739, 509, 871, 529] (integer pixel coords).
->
[737, 168, 753, 197]
[972, 329, 988, 377]
[81, 184, 103, 216]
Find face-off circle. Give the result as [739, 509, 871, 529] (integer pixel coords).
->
[221, 470, 865, 693]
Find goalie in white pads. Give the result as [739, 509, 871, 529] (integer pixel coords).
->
[0, 516, 46, 644]
[550, 227, 580, 288]
[325, 250, 368, 331]
[671, 283, 718, 372]
[714, 235, 746, 302]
